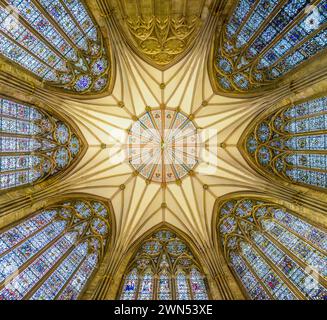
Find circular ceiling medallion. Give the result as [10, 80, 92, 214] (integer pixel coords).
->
[127, 108, 199, 184]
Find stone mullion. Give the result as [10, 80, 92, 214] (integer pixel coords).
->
[0, 217, 55, 259]
[234, 0, 286, 62]
[171, 271, 177, 300]
[0, 0, 73, 65]
[249, 0, 322, 72]
[54, 253, 88, 300]
[236, 247, 274, 300]
[58, 0, 93, 44]
[222, 0, 262, 55]
[187, 272, 194, 300]
[261, 21, 327, 72]
[269, 216, 327, 266]
[30, 0, 83, 54]
[23, 236, 79, 300]
[0, 223, 67, 291]
[261, 227, 327, 289]
[245, 234, 306, 300]
[0, 29, 57, 73]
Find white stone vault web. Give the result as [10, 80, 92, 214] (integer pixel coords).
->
[52, 14, 282, 253]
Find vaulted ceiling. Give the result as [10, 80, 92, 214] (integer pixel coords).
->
[2, 0, 320, 253]
[0, 0, 327, 300]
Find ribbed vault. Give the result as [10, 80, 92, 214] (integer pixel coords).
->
[0, 0, 327, 300]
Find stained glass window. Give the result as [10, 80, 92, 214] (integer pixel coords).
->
[217, 197, 327, 300]
[0, 0, 111, 94]
[119, 230, 209, 300]
[0, 198, 111, 300]
[244, 95, 327, 190]
[0, 96, 82, 191]
[212, 0, 327, 94]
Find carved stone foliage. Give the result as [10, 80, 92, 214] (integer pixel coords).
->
[110, 0, 212, 68]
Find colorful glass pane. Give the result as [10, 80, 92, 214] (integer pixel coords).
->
[0, 199, 110, 300]
[121, 269, 139, 300]
[190, 268, 208, 300]
[0, 0, 111, 94]
[213, 0, 327, 94]
[119, 230, 209, 300]
[0, 97, 81, 191]
[218, 197, 327, 300]
[176, 272, 191, 300]
[158, 272, 171, 300]
[245, 96, 327, 190]
[138, 271, 153, 300]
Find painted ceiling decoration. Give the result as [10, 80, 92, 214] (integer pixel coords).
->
[0, 0, 112, 95]
[128, 108, 198, 185]
[217, 197, 327, 300]
[0, 197, 112, 300]
[109, 0, 213, 68]
[211, 0, 327, 95]
[243, 95, 327, 191]
[120, 229, 209, 300]
[0, 96, 83, 192]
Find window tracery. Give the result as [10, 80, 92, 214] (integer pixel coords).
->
[0, 96, 82, 191]
[0, 0, 111, 94]
[119, 230, 209, 300]
[212, 0, 327, 94]
[0, 198, 111, 300]
[244, 95, 327, 190]
[217, 197, 327, 300]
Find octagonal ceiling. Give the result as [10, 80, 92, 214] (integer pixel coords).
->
[1, 1, 326, 291]
[29, 5, 325, 254]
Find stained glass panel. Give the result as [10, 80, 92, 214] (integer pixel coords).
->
[138, 270, 153, 300]
[190, 268, 208, 300]
[176, 271, 191, 300]
[218, 197, 327, 300]
[0, 199, 111, 300]
[119, 230, 209, 300]
[212, 0, 327, 94]
[0, 96, 82, 191]
[0, 0, 111, 94]
[158, 271, 171, 300]
[121, 269, 139, 300]
[244, 96, 327, 190]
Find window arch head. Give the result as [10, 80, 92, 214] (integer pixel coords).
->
[0, 196, 112, 300]
[119, 229, 210, 300]
[216, 195, 327, 300]
[241, 95, 327, 191]
[0, 0, 113, 96]
[0, 95, 85, 192]
[210, 0, 327, 96]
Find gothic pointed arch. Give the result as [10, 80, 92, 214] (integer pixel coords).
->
[0, 0, 114, 97]
[0, 95, 86, 193]
[209, 0, 327, 96]
[215, 193, 327, 300]
[0, 194, 113, 300]
[240, 94, 327, 192]
[118, 226, 210, 300]
[107, 0, 213, 70]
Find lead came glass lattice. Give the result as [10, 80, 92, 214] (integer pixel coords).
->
[0, 0, 111, 94]
[217, 197, 327, 300]
[119, 230, 209, 300]
[0, 199, 111, 300]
